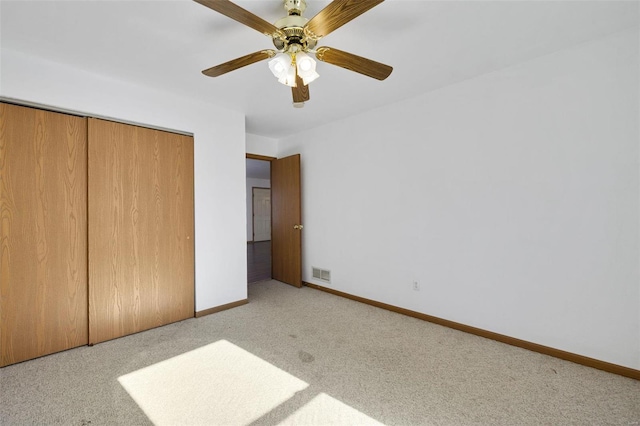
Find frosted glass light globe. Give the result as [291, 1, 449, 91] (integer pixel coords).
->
[295, 52, 319, 86]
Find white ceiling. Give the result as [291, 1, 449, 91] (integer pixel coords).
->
[1, 0, 638, 139]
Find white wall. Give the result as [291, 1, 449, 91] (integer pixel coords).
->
[279, 29, 640, 369]
[247, 133, 278, 157]
[1, 48, 248, 312]
[246, 178, 271, 241]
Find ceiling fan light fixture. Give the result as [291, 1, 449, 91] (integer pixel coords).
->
[295, 52, 319, 85]
[278, 64, 297, 87]
[268, 53, 291, 77]
[269, 53, 297, 87]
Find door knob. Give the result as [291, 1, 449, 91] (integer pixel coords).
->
[293, 224, 304, 230]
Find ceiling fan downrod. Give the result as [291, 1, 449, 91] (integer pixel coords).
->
[284, 0, 306, 16]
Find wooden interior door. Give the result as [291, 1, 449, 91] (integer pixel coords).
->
[271, 154, 302, 287]
[88, 118, 194, 344]
[0, 103, 88, 366]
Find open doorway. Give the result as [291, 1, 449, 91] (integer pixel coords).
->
[247, 158, 271, 283]
[246, 153, 303, 288]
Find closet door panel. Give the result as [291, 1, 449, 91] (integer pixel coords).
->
[88, 119, 194, 344]
[0, 103, 88, 366]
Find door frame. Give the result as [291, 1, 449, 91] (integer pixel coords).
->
[246, 154, 276, 161]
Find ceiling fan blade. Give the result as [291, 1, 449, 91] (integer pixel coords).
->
[315, 47, 392, 80]
[202, 50, 276, 77]
[304, 0, 385, 39]
[292, 74, 310, 103]
[194, 0, 283, 37]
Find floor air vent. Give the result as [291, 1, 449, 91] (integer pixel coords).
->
[312, 267, 331, 283]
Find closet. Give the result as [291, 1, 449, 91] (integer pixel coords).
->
[0, 103, 194, 366]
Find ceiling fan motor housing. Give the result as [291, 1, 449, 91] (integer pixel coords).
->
[272, 16, 316, 52]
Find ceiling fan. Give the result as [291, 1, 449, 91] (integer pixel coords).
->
[194, 0, 393, 107]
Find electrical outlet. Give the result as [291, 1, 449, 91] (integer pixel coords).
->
[413, 281, 420, 291]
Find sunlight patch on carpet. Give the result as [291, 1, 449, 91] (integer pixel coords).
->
[118, 340, 308, 425]
[278, 392, 385, 425]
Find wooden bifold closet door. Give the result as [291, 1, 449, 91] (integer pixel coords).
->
[0, 103, 88, 366]
[87, 118, 194, 344]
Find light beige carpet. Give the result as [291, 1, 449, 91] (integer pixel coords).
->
[1, 280, 639, 425]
